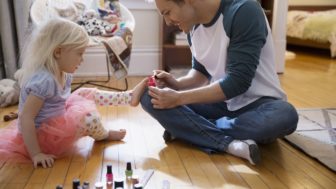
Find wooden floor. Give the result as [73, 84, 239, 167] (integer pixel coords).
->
[1, 47, 336, 189]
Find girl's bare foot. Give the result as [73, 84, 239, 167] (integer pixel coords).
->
[107, 129, 126, 141]
[130, 78, 148, 106]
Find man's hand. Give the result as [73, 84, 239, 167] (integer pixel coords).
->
[32, 152, 56, 168]
[153, 70, 179, 90]
[148, 86, 181, 109]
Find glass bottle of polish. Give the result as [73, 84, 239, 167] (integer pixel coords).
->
[148, 76, 156, 87]
[82, 181, 90, 189]
[106, 164, 113, 185]
[125, 162, 133, 179]
[72, 179, 80, 189]
[131, 174, 139, 185]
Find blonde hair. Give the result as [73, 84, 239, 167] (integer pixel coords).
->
[20, 17, 89, 87]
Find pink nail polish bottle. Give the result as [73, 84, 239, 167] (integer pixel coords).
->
[148, 76, 156, 87]
[106, 164, 113, 185]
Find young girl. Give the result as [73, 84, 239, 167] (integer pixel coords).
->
[0, 18, 147, 168]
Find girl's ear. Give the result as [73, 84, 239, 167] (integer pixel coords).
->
[53, 47, 61, 59]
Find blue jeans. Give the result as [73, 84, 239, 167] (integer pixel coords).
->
[140, 90, 298, 153]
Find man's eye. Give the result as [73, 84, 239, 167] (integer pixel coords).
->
[164, 11, 170, 16]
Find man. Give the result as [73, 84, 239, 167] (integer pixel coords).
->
[141, 0, 298, 165]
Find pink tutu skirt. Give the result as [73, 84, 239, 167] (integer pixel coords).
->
[0, 91, 97, 164]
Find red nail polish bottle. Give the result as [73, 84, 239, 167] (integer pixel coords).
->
[148, 76, 156, 87]
[106, 164, 113, 185]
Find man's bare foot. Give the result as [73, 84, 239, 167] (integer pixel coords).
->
[130, 78, 148, 106]
[107, 129, 126, 141]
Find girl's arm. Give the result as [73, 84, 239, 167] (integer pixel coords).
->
[19, 95, 55, 168]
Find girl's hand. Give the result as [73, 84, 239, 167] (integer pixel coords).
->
[148, 86, 181, 109]
[32, 152, 56, 168]
[153, 70, 179, 90]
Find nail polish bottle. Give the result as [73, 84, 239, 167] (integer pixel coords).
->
[125, 162, 133, 179]
[72, 179, 80, 189]
[55, 185, 63, 189]
[131, 174, 139, 185]
[148, 76, 156, 87]
[162, 180, 170, 189]
[106, 164, 113, 185]
[3, 112, 18, 121]
[82, 181, 90, 189]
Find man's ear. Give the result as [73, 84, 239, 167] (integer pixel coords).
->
[53, 47, 61, 59]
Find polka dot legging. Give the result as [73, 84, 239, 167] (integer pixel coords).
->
[73, 88, 132, 140]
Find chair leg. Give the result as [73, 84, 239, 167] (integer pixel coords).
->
[71, 54, 129, 92]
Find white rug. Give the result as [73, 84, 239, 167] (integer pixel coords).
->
[285, 108, 336, 171]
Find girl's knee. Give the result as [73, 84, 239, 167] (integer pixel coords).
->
[74, 88, 97, 99]
[79, 112, 108, 140]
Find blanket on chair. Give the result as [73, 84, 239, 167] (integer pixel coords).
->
[99, 26, 132, 79]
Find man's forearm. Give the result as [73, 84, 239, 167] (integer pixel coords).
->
[176, 70, 209, 90]
[179, 81, 226, 105]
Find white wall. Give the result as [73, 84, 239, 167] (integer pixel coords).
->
[76, 0, 161, 77]
[122, 0, 161, 76]
[289, 0, 336, 5]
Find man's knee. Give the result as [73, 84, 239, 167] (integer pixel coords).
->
[283, 102, 299, 134]
[140, 89, 153, 112]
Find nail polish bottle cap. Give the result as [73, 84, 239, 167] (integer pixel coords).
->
[126, 162, 132, 171]
[107, 164, 112, 174]
[55, 185, 63, 189]
[94, 182, 103, 189]
[114, 177, 124, 187]
[83, 181, 90, 189]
